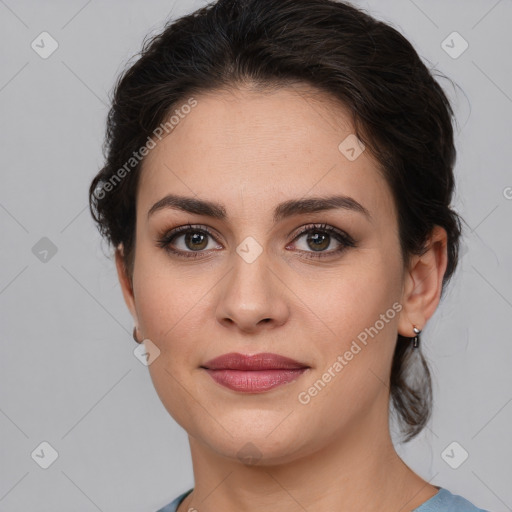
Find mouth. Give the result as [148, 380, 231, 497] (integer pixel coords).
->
[200, 352, 310, 393]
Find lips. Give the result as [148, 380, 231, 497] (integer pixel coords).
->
[201, 352, 309, 371]
[200, 352, 310, 393]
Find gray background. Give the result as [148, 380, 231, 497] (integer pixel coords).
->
[0, 0, 511, 510]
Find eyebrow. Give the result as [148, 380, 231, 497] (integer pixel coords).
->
[147, 193, 372, 223]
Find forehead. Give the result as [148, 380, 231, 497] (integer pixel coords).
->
[138, 85, 396, 224]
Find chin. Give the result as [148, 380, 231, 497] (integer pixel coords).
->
[194, 419, 311, 466]
[217, 438, 307, 467]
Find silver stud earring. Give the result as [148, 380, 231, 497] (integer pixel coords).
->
[412, 325, 421, 348]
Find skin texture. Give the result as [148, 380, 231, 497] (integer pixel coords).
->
[115, 84, 448, 512]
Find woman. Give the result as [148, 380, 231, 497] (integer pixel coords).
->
[88, 0, 489, 510]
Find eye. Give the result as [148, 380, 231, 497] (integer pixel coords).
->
[156, 224, 222, 259]
[156, 222, 356, 260]
[287, 223, 356, 259]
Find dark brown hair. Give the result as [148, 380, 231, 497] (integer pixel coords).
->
[89, 0, 464, 442]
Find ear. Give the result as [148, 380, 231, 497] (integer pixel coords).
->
[397, 225, 449, 337]
[115, 244, 138, 326]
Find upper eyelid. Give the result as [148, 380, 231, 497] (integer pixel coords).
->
[290, 223, 348, 238]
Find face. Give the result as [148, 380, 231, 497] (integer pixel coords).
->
[118, 84, 416, 464]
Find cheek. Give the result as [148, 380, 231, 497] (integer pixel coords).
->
[133, 241, 200, 333]
[135, 275, 202, 354]
[314, 252, 403, 377]
[321, 253, 400, 324]
[133, 264, 207, 428]
[132, 251, 217, 381]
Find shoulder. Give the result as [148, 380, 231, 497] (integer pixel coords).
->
[414, 488, 490, 512]
[154, 488, 193, 512]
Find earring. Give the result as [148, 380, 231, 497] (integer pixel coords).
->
[133, 326, 142, 344]
[412, 325, 421, 348]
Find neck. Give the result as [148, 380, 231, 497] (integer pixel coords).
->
[178, 400, 438, 512]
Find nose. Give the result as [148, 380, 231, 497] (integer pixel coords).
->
[215, 250, 290, 334]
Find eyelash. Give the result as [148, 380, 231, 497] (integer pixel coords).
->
[156, 223, 356, 260]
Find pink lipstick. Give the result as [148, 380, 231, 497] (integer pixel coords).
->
[201, 352, 309, 393]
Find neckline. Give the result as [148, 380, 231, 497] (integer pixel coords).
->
[413, 486, 446, 510]
[175, 488, 193, 511]
[176, 486, 446, 511]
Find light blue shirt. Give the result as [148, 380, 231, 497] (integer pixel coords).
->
[155, 487, 490, 511]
